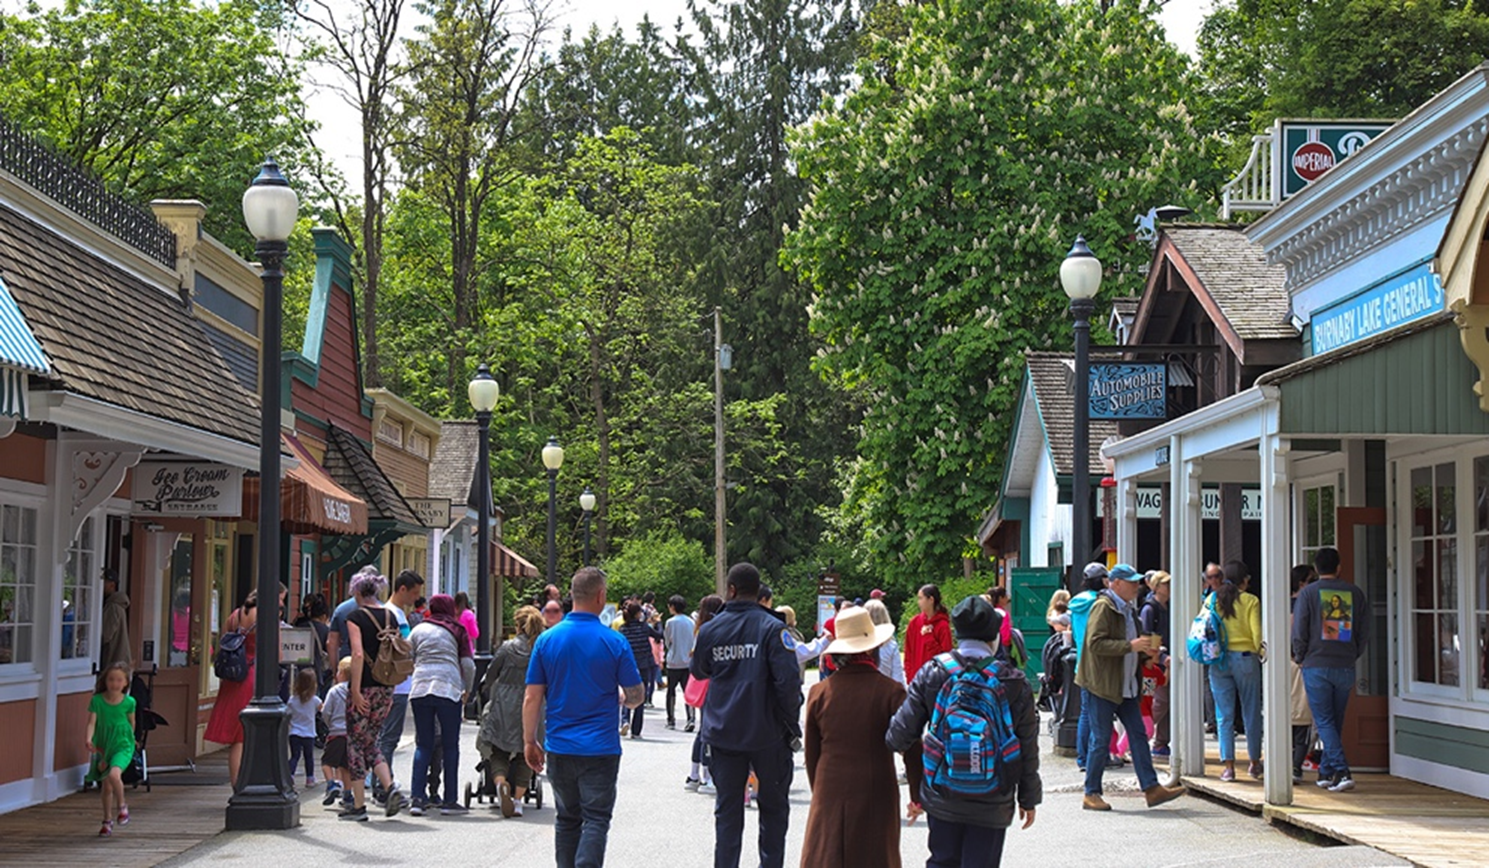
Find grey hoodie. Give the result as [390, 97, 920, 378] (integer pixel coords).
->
[1291, 577, 1369, 669]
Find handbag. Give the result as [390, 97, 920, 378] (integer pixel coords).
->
[684, 675, 710, 709]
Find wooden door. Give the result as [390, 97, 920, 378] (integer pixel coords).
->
[1011, 567, 1063, 680]
[1338, 507, 1390, 771]
[147, 527, 204, 767]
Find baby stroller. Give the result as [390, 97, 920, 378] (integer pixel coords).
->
[465, 754, 544, 811]
[122, 667, 168, 792]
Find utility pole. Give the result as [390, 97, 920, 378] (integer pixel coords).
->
[714, 307, 728, 596]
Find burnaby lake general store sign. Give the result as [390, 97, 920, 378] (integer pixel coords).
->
[131, 460, 244, 517]
[1310, 260, 1445, 355]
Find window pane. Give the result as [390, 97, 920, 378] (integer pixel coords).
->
[1481, 614, 1489, 690]
[1440, 538, 1459, 609]
[1478, 457, 1489, 534]
[1480, 537, 1489, 614]
[1441, 613, 1461, 686]
[1306, 487, 1321, 547]
[1, 505, 16, 542]
[1413, 467, 1433, 537]
[19, 508, 35, 544]
[1416, 612, 1438, 682]
[1413, 540, 1433, 609]
[1321, 485, 1336, 544]
[1438, 463, 1457, 534]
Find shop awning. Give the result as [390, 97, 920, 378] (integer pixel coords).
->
[495, 542, 539, 579]
[243, 434, 370, 535]
[323, 424, 427, 533]
[0, 274, 49, 375]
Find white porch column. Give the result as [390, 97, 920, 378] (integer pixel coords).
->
[1171, 440, 1207, 778]
[1116, 474, 1138, 562]
[1261, 424, 1294, 805]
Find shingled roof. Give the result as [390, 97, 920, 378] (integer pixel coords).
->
[1025, 352, 1120, 476]
[429, 420, 479, 507]
[0, 202, 260, 444]
[1165, 226, 1293, 341]
[323, 423, 425, 528]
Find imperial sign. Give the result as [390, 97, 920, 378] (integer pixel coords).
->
[132, 461, 244, 517]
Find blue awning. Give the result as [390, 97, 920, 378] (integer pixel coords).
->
[0, 274, 48, 374]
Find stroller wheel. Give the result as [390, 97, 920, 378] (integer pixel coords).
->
[464, 782, 474, 809]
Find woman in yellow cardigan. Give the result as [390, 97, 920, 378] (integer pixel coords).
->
[1209, 560, 1263, 782]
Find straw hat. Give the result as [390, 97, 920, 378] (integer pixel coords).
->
[824, 606, 895, 655]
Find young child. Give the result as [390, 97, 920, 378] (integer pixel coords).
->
[86, 663, 136, 837]
[320, 659, 352, 807]
[287, 667, 321, 788]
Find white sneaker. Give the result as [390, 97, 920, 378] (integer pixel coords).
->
[684, 777, 701, 792]
[1328, 775, 1356, 793]
[511, 802, 523, 817]
[698, 782, 717, 796]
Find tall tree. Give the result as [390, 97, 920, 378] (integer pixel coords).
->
[395, 0, 550, 397]
[296, 0, 411, 386]
[0, 0, 318, 253]
[678, 0, 867, 574]
[783, 0, 1221, 587]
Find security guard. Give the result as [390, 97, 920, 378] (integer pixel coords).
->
[692, 563, 802, 868]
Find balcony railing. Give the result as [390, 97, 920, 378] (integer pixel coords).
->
[0, 115, 176, 268]
[1220, 133, 1278, 219]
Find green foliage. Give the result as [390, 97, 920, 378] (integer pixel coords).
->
[600, 529, 715, 608]
[0, 0, 321, 255]
[1197, 0, 1489, 139]
[783, 0, 1221, 589]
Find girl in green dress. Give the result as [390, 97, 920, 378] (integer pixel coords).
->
[86, 662, 137, 837]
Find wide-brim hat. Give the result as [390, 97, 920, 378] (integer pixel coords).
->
[824, 606, 896, 655]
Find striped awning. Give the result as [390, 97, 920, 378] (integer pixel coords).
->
[0, 274, 48, 375]
[494, 542, 539, 578]
[242, 434, 370, 535]
[0, 367, 26, 419]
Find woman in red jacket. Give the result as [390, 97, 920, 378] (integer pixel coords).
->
[902, 584, 952, 682]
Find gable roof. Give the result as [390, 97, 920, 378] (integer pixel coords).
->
[323, 423, 424, 529]
[430, 420, 479, 506]
[0, 202, 260, 444]
[1025, 352, 1120, 477]
[1163, 226, 1294, 343]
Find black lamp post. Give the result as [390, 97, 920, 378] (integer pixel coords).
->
[542, 437, 564, 583]
[1061, 235, 1102, 585]
[468, 364, 499, 655]
[579, 488, 596, 566]
[225, 158, 300, 831]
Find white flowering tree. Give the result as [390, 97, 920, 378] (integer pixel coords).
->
[782, 0, 1223, 587]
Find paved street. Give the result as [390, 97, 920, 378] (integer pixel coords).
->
[161, 704, 1407, 868]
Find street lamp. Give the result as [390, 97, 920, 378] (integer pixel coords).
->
[1060, 235, 1102, 586]
[226, 158, 300, 831]
[542, 437, 564, 583]
[579, 488, 596, 566]
[468, 364, 499, 656]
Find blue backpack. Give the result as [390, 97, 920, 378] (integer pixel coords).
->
[1186, 597, 1229, 667]
[922, 653, 1021, 796]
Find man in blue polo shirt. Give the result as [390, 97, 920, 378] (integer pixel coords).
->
[525, 567, 643, 868]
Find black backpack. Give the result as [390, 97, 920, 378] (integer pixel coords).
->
[213, 630, 249, 682]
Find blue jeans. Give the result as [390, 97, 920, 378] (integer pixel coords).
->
[926, 815, 1008, 867]
[1302, 666, 1355, 779]
[410, 695, 461, 806]
[547, 753, 621, 868]
[1210, 653, 1263, 763]
[710, 741, 793, 868]
[1085, 693, 1159, 796]
[1076, 687, 1094, 768]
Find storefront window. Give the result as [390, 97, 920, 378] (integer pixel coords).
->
[0, 504, 38, 665]
[163, 534, 193, 668]
[1476, 457, 1489, 691]
[1411, 464, 1460, 686]
[61, 517, 96, 660]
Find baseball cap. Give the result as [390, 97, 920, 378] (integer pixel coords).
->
[1083, 562, 1110, 581]
[1109, 563, 1142, 582]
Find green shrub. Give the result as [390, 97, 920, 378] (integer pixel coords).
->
[600, 529, 714, 610]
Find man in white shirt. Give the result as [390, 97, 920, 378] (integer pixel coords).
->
[662, 595, 696, 731]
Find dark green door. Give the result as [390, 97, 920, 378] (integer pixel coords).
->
[1010, 567, 1063, 680]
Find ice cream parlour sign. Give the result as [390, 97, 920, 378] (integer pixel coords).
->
[131, 461, 244, 517]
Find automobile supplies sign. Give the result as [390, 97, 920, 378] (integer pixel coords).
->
[1279, 122, 1393, 198]
[1089, 363, 1166, 420]
[132, 461, 244, 517]
[1309, 260, 1445, 355]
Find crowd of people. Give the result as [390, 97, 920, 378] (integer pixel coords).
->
[72, 538, 1370, 861]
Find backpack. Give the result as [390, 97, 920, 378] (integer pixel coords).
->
[922, 652, 1022, 796]
[213, 629, 249, 682]
[1185, 596, 1229, 667]
[370, 608, 415, 687]
[1038, 633, 1067, 700]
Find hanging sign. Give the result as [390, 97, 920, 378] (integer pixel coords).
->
[1089, 363, 1166, 420]
[132, 461, 244, 517]
[409, 498, 452, 528]
[1279, 122, 1393, 198]
[1309, 260, 1445, 355]
[280, 627, 315, 666]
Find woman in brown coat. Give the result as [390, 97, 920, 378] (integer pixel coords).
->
[801, 606, 924, 868]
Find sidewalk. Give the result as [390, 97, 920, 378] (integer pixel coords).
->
[1179, 748, 1489, 868]
[0, 751, 233, 868]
